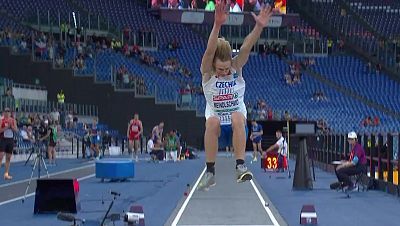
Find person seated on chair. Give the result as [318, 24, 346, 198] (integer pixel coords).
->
[264, 130, 287, 172]
[333, 131, 367, 191]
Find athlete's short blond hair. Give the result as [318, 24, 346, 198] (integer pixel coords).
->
[213, 38, 232, 63]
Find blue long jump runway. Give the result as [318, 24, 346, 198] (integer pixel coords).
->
[167, 156, 286, 226]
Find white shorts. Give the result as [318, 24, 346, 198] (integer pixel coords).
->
[165, 150, 177, 162]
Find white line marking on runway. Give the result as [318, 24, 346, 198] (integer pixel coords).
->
[178, 225, 274, 226]
[171, 167, 206, 226]
[0, 173, 96, 206]
[250, 180, 280, 226]
[0, 164, 94, 188]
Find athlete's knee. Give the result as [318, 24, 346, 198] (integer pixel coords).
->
[205, 117, 220, 135]
[231, 112, 245, 130]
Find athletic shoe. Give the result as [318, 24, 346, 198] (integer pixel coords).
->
[252, 157, 257, 162]
[330, 181, 342, 190]
[345, 184, 358, 192]
[197, 172, 216, 191]
[236, 164, 253, 183]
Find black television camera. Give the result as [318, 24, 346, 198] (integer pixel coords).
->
[33, 121, 49, 148]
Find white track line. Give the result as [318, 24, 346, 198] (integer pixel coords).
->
[250, 180, 280, 226]
[171, 167, 206, 226]
[0, 173, 96, 206]
[171, 167, 279, 226]
[0, 164, 94, 188]
[178, 225, 273, 226]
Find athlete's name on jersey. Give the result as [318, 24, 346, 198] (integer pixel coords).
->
[212, 93, 238, 102]
[215, 80, 236, 89]
[214, 99, 239, 109]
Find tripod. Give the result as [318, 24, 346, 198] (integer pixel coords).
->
[101, 191, 121, 226]
[22, 142, 50, 203]
[24, 146, 36, 166]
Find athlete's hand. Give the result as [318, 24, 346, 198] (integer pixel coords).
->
[214, 0, 229, 26]
[251, 4, 278, 28]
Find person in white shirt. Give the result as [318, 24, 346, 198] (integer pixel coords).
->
[147, 138, 154, 154]
[21, 125, 29, 141]
[265, 130, 287, 172]
[152, 122, 164, 145]
[229, 0, 242, 13]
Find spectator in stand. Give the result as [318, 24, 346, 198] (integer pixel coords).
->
[247, 0, 262, 12]
[177, 0, 187, 9]
[55, 54, 65, 68]
[168, 0, 179, 8]
[66, 111, 73, 129]
[230, 0, 242, 12]
[2, 88, 14, 109]
[267, 108, 273, 120]
[189, 0, 197, 9]
[73, 113, 78, 128]
[284, 72, 292, 85]
[373, 116, 380, 126]
[27, 126, 35, 142]
[50, 108, 60, 123]
[20, 125, 29, 141]
[204, 0, 215, 11]
[376, 63, 382, 74]
[283, 110, 290, 121]
[152, 0, 161, 8]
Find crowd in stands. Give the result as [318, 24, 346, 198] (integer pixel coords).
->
[284, 62, 302, 85]
[260, 41, 288, 60]
[366, 61, 383, 74]
[16, 108, 78, 130]
[361, 116, 380, 127]
[114, 65, 147, 94]
[116, 65, 135, 89]
[317, 119, 330, 134]
[312, 90, 327, 102]
[151, 0, 279, 13]
[0, 28, 31, 54]
[246, 100, 274, 121]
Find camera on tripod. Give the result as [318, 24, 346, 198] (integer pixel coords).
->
[22, 121, 50, 203]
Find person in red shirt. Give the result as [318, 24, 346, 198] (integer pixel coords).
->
[0, 108, 18, 180]
[127, 113, 143, 161]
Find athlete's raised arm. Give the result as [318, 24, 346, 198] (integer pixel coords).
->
[201, 0, 229, 81]
[232, 4, 276, 70]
